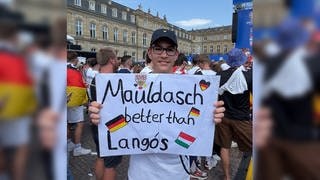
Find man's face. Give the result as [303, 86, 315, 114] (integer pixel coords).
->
[148, 40, 178, 73]
[127, 58, 133, 69]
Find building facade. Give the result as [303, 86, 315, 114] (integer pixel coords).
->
[67, 0, 233, 61]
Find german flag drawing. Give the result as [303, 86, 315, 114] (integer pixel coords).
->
[105, 115, 127, 133]
[175, 131, 196, 149]
[188, 107, 200, 117]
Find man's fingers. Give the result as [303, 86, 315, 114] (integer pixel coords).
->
[90, 101, 103, 108]
[214, 100, 224, 108]
[90, 113, 100, 120]
[91, 119, 100, 125]
[215, 107, 225, 114]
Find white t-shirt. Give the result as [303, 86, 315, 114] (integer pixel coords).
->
[187, 66, 201, 75]
[140, 65, 153, 74]
[201, 69, 216, 75]
[128, 154, 189, 180]
[85, 67, 99, 85]
[128, 70, 190, 180]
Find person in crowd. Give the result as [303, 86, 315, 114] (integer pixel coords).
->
[88, 47, 122, 180]
[84, 58, 99, 101]
[88, 29, 225, 180]
[173, 53, 188, 74]
[0, 9, 37, 180]
[117, 55, 133, 73]
[187, 54, 201, 75]
[132, 63, 143, 73]
[67, 51, 91, 156]
[214, 48, 252, 180]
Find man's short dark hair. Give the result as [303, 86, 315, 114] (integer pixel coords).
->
[192, 54, 200, 65]
[121, 55, 132, 65]
[174, 53, 188, 66]
[87, 58, 97, 67]
[67, 51, 78, 62]
[145, 53, 151, 64]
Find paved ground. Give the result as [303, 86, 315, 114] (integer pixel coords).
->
[69, 113, 244, 180]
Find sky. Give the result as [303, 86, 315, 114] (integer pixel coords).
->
[112, 0, 234, 30]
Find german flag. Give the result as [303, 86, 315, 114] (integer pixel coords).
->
[67, 66, 88, 107]
[189, 107, 200, 117]
[0, 52, 37, 120]
[105, 115, 127, 133]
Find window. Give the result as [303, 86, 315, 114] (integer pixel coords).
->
[143, 18, 148, 26]
[203, 46, 207, 53]
[101, 4, 107, 14]
[224, 35, 228, 40]
[74, 0, 81, 6]
[90, 23, 96, 38]
[210, 45, 213, 53]
[123, 30, 127, 43]
[122, 11, 127, 20]
[112, 8, 117, 17]
[131, 31, 136, 44]
[124, 51, 128, 56]
[204, 36, 207, 40]
[102, 26, 108, 40]
[113, 27, 118, 42]
[91, 48, 96, 52]
[142, 33, 147, 47]
[223, 45, 228, 53]
[89, 0, 95, 10]
[217, 45, 221, 54]
[75, 19, 82, 36]
[131, 52, 136, 61]
[130, 15, 135, 23]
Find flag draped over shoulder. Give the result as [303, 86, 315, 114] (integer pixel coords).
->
[0, 52, 37, 120]
[67, 66, 88, 107]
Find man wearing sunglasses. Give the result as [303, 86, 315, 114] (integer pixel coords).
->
[89, 29, 225, 180]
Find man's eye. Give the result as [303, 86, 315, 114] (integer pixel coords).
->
[167, 48, 175, 52]
[154, 47, 162, 51]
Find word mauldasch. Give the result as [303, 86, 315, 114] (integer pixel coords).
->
[101, 79, 204, 105]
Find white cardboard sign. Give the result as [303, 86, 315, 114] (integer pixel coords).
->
[96, 73, 220, 156]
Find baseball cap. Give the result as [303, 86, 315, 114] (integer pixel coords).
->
[150, 29, 178, 47]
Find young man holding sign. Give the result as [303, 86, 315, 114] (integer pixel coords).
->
[89, 29, 225, 180]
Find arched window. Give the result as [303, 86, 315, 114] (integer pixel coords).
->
[114, 27, 118, 42]
[142, 33, 147, 46]
[75, 19, 82, 36]
[90, 23, 96, 38]
[102, 26, 108, 40]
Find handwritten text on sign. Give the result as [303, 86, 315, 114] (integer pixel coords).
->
[96, 74, 220, 156]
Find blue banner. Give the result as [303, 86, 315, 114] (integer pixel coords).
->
[290, 0, 315, 18]
[233, 0, 252, 4]
[235, 9, 253, 51]
[208, 54, 228, 61]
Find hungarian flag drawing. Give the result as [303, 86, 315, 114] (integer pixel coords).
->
[105, 115, 127, 133]
[175, 131, 196, 149]
[189, 107, 200, 117]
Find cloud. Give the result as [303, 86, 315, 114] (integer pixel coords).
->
[174, 18, 213, 27]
